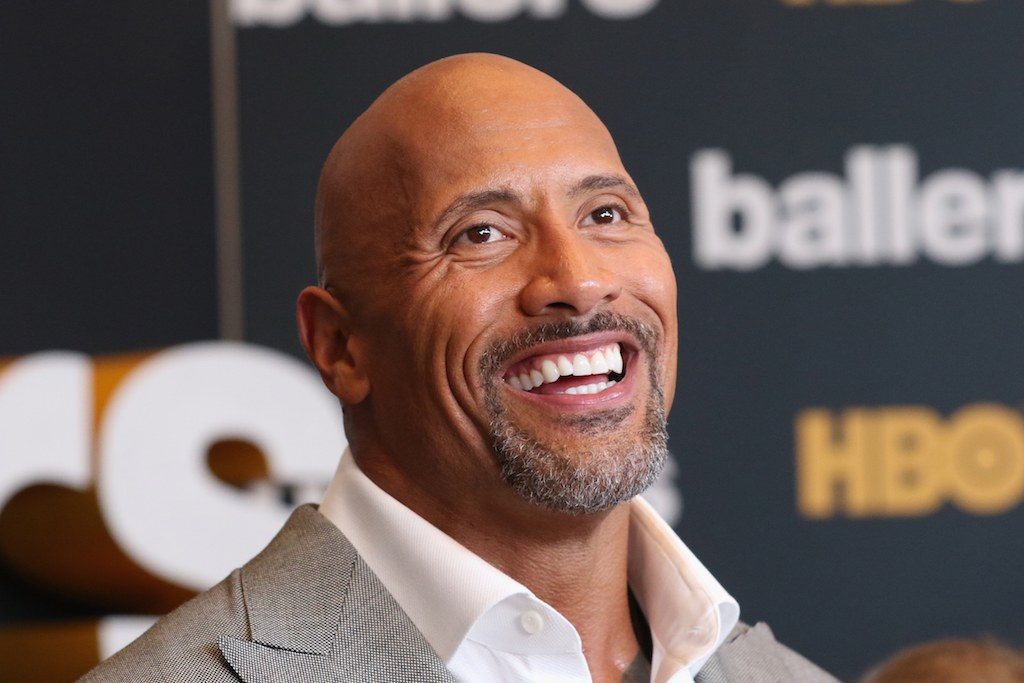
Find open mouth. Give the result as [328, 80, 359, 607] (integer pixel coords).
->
[502, 343, 627, 396]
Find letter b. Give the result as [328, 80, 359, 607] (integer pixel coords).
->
[691, 149, 774, 270]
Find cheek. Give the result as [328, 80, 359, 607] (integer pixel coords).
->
[352, 283, 434, 394]
[400, 278, 502, 382]
[629, 247, 677, 322]
[627, 247, 678, 399]
[426, 272, 525, 394]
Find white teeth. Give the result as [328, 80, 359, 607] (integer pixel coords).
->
[572, 354, 592, 375]
[558, 380, 616, 396]
[506, 343, 624, 391]
[540, 359, 560, 383]
[609, 346, 623, 374]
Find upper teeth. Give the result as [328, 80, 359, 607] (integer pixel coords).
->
[506, 344, 623, 391]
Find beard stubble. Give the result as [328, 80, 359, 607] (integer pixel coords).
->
[479, 312, 670, 515]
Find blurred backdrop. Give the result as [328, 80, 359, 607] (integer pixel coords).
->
[2, 1, 1023, 681]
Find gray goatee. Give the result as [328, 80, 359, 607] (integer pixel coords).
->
[480, 312, 669, 514]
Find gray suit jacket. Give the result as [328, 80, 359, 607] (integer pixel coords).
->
[78, 505, 837, 683]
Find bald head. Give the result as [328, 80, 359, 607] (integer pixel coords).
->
[299, 53, 676, 523]
[313, 54, 621, 302]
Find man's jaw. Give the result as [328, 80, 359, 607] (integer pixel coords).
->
[485, 328, 668, 515]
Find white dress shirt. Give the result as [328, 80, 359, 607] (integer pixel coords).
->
[320, 451, 739, 683]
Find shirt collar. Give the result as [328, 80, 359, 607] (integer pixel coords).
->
[628, 497, 740, 681]
[319, 450, 739, 680]
[319, 451, 522, 661]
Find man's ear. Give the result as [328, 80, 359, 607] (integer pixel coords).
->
[297, 286, 370, 404]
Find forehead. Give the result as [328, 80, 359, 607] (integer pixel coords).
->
[314, 59, 638, 284]
[394, 98, 629, 222]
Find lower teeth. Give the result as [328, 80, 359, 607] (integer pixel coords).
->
[559, 379, 617, 395]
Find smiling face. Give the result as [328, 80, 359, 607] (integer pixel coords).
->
[302, 54, 678, 523]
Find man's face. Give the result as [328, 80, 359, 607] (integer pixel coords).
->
[336, 80, 678, 517]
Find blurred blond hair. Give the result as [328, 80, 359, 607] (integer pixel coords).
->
[862, 639, 1024, 683]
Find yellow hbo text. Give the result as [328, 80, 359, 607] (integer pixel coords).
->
[796, 403, 1024, 518]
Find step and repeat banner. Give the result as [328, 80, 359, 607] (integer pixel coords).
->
[3, 1, 1023, 681]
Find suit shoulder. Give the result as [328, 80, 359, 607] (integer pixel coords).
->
[699, 621, 840, 683]
[754, 624, 839, 683]
[76, 570, 248, 683]
[76, 507, 353, 682]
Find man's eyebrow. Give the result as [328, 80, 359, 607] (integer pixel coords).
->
[435, 189, 517, 227]
[568, 174, 640, 199]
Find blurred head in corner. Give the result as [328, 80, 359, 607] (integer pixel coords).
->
[862, 638, 1024, 683]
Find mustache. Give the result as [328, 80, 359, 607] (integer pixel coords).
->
[478, 311, 660, 377]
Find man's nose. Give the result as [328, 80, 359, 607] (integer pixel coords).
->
[518, 227, 622, 317]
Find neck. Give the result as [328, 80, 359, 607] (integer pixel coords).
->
[453, 503, 650, 683]
[353, 445, 653, 682]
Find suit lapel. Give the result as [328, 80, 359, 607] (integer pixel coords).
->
[325, 555, 458, 682]
[218, 505, 455, 683]
[218, 639, 335, 683]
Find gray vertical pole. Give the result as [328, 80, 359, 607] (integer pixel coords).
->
[210, 0, 245, 341]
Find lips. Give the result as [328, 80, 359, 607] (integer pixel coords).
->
[503, 342, 626, 396]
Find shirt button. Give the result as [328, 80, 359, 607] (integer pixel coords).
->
[520, 610, 544, 635]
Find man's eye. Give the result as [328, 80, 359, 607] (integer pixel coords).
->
[587, 205, 623, 225]
[458, 225, 506, 245]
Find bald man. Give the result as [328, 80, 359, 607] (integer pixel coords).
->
[78, 54, 837, 683]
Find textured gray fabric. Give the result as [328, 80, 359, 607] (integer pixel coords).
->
[77, 505, 456, 683]
[77, 505, 834, 683]
[696, 622, 839, 683]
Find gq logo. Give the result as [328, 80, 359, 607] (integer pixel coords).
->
[796, 403, 1024, 518]
[0, 342, 346, 594]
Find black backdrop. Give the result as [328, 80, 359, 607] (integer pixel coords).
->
[4, 1, 1024, 681]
